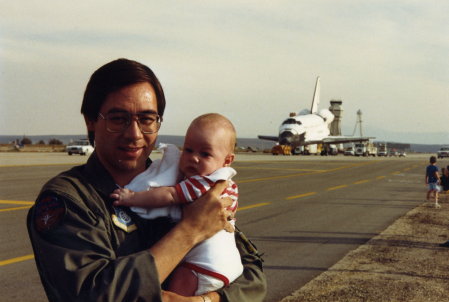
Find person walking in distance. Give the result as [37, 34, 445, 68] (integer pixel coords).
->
[425, 155, 441, 208]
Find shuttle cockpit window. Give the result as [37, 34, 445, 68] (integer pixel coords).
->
[282, 118, 301, 125]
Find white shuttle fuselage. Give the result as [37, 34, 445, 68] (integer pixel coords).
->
[278, 111, 334, 146]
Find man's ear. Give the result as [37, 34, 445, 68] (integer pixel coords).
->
[224, 153, 235, 166]
[84, 115, 96, 132]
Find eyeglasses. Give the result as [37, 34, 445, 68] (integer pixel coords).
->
[98, 112, 162, 134]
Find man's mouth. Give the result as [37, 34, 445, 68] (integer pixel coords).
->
[118, 146, 144, 157]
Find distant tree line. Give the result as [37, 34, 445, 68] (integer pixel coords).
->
[15, 137, 63, 146]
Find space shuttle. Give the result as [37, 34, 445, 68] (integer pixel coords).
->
[258, 77, 373, 151]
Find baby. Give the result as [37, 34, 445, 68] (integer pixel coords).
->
[111, 113, 243, 296]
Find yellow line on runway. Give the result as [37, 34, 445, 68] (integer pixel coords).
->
[0, 254, 34, 266]
[326, 185, 348, 191]
[286, 192, 317, 200]
[353, 179, 369, 185]
[238, 203, 271, 211]
[376, 176, 386, 180]
[238, 171, 319, 183]
[0, 200, 34, 205]
[0, 200, 33, 212]
[0, 206, 32, 212]
[237, 167, 324, 172]
[325, 161, 379, 172]
[238, 161, 379, 184]
[391, 171, 402, 175]
[0, 163, 79, 168]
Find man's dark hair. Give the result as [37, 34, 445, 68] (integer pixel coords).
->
[430, 156, 437, 164]
[81, 58, 166, 145]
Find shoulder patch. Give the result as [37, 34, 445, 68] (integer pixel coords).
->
[112, 206, 137, 233]
[34, 195, 66, 232]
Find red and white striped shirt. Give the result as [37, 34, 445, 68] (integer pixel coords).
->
[175, 168, 238, 213]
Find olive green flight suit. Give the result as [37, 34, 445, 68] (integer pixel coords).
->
[27, 153, 266, 302]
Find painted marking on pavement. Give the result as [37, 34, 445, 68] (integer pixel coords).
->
[237, 166, 324, 172]
[239, 171, 320, 183]
[286, 192, 317, 200]
[0, 254, 34, 267]
[353, 179, 370, 185]
[238, 161, 378, 184]
[0, 163, 81, 168]
[0, 200, 33, 212]
[326, 185, 348, 191]
[238, 203, 271, 211]
[0, 206, 31, 213]
[0, 200, 34, 205]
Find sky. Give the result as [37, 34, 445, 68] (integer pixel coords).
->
[1, 1, 448, 144]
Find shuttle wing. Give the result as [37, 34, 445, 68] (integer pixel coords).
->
[298, 136, 374, 146]
[257, 135, 279, 142]
[319, 136, 375, 145]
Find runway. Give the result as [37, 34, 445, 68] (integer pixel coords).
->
[0, 153, 435, 302]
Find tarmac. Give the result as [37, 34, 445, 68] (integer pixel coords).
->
[279, 186, 449, 301]
[2, 151, 446, 302]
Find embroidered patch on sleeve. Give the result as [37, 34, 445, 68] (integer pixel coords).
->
[34, 195, 66, 232]
[112, 206, 137, 233]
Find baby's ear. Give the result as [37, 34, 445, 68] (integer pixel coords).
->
[224, 153, 235, 166]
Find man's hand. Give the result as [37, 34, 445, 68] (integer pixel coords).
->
[162, 291, 219, 302]
[181, 180, 234, 243]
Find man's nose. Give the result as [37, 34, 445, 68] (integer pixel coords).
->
[123, 118, 144, 139]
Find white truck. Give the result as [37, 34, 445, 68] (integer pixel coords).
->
[344, 145, 355, 156]
[355, 142, 377, 157]
[66, 139, 94, 156]
[377, 143, 388, 157]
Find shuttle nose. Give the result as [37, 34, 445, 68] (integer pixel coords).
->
[279, 131, 294, 145]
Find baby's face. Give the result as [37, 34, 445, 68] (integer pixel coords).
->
[179, 124, 234, 178]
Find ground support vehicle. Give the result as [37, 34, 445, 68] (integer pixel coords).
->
[377, 144, 388, 156]
[271, 145, 291, 155]
[344, 146, 355, 156]
[355, 142, 377, 157]
[437, 147, 449, 159]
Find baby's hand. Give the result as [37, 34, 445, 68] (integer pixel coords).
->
[110, 188, 135, 207]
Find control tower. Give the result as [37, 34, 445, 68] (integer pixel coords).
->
[329, 99, 343, 136]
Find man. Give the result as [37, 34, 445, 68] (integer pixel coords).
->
[27, 58, 266, 302]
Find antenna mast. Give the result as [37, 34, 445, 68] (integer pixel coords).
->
[352, 109, 363, 136]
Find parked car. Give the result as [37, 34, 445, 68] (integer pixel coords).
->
[388, 150, 399, 157]
[66, 139, 94, 156]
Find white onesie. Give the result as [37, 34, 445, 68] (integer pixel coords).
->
[126, 144, 243, 295]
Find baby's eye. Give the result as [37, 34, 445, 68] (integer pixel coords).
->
[200, 152, 211, 158]
[184, 148, 193, 153]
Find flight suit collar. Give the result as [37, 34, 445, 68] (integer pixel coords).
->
[84, 152, 117, 198]
[84, 151, 153, 198]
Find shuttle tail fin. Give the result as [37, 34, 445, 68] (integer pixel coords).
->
[310, 76, 320, 114]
